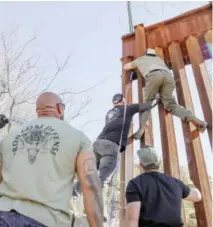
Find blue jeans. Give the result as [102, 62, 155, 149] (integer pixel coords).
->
[0, 210, 46, 227]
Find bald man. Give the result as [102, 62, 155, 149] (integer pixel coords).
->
[0, 92, 104, 227]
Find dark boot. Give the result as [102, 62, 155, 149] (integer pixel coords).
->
[133, 128, 145, 140]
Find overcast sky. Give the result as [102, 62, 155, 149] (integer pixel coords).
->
[0, 1, 212, 175]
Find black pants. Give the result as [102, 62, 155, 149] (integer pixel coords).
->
[0, 210, 46, 227]
[72, 139, 119, 196]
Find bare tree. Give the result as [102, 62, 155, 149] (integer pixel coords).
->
[0, 28, 106, 132]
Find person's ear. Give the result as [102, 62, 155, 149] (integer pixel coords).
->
[58, 104, 64, 115]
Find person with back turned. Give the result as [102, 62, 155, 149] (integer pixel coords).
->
[125, 145, 202, 227]
[0, 92, 103, 227]
[72, 93, 159, 222]
[123, 48, 208, 140]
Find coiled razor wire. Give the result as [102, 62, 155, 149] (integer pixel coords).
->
[108, 72, 134, 226]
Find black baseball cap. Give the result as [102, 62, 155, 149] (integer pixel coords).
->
[112, 93, 124, 104]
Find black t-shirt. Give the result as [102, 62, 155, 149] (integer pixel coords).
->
[126, 172, 190, 227]
[97, 104, 140, 151]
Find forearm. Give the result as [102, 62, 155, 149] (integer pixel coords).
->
[77, 152, 104, 227]
[83, 191, 104, 227]
[124, 62, 136, 71]
[139, 100, 158, 113]
[83, 173, 104, 227]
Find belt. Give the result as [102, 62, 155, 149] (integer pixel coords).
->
[150, 69, 159, 73]
[149, 69, 170, 74]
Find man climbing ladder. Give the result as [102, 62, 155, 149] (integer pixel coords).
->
[123, 48, 208, 140]
[72, 92, 159, 222]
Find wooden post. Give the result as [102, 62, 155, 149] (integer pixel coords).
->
[186, 36, 212, 147]
[120, 56, 134, 227]
[155, 46, 187, 226]
[155, 47, 181, 177]
[134, 24, 154, 146]
[204, 30, 212, 44]
[121, 4, 212, 226]
[169, 42, 212, 227]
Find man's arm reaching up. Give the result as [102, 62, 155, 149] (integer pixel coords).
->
[123, 59, 139, 71]
[128, 98, 159, 116]
[76, 141, 104, 227]
[138, 99, 159, 113]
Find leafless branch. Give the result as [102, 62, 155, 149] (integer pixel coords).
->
[67, 96, 92, 122]
[81, 119, 102, 131]
[41, 53, 74, 92]
[10, 36, 36, 66]
[60, 75, 109, 96]
[0, 28, 103, 134]
[13, 55, 40, 86]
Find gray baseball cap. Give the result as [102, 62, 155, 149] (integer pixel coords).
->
[137, 145, 161, 169]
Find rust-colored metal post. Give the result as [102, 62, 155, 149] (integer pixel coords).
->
[121, 4, 212, 226]
[120, 56, 134, 226]
[155, 47, 181, 177]
[186, 36, 212, 147]
[155, 46, 187, 226]
[134, 24, 154, 146]
[121, 56, 134, 182]
[204, 30, 212, 44]
[169, 42, 212, 227]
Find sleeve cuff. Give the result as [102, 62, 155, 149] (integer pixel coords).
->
[126, 192, 141, 204]
[183, 186, 190, 198]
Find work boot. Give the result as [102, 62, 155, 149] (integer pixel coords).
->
[187, 116, 208, 133]
[133, 130, 144, 140]
[133, 126, 146, 140]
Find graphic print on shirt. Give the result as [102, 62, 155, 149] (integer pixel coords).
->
[106, 108, 120, 124]
[12, 125, 60, 164]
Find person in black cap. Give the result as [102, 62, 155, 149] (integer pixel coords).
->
[125, 145, 202, 227]
[72, 93, 159, 222]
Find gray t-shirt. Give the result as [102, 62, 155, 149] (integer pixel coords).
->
[0, 117, 93, 227]
[130, 55, 170, 77]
